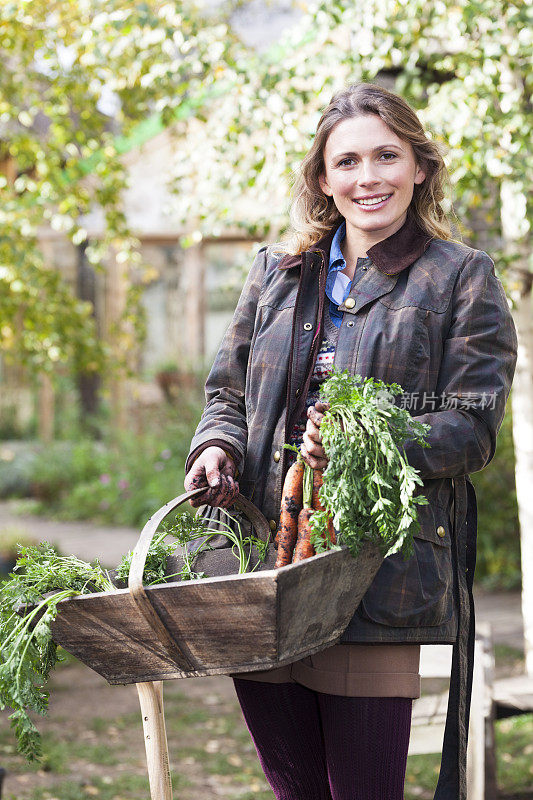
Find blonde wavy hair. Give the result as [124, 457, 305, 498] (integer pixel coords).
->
[277, 83, 452, 254]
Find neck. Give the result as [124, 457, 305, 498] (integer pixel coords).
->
[342, 214, 408, 265]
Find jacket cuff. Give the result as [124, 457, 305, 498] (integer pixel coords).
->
[185, 439, 241, 476]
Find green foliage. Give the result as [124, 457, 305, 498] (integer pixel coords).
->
[471, 403, 521, 589]
[116, 508, 269, 585]
[2, 0, 530, 380]
[404, 714, 533, 798]
[167, 0, 531, 282]
[0, 543, 114, 760]
[2, 397, 205, 526]
[0, 442, 40, 498]
[0, 0, 241, 375]
[309, 370, 431, 559]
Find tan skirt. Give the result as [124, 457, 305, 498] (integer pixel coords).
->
[231, 643, 421, 698]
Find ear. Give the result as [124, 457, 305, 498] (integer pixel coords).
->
[414, 164, 426, 185]
[318, 173, 333, 196]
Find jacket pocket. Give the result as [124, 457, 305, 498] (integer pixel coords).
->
[358, 503, 454, 628]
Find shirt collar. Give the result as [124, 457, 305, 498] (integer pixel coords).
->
[277, 215, 433, 275]
[329, 220, 346, 269]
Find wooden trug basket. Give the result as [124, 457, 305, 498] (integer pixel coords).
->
[48, 488, 385, 799]
[50, 488, 384, 685]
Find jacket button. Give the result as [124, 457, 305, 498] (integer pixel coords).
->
[269, 519, 277, 531]
[436, 525, 446, 538]
[344, 297, 355, 309]
[303, 322, 313, 331]
[347, 320, 354, 327]
[273, 450, 281, 462]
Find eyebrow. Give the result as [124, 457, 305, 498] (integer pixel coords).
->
[332, 144, 404, 159]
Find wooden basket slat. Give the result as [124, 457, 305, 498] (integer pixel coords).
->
[50, 545, 383, 685]
[277, 543, 383, 662]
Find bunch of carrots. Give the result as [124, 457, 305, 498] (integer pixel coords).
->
[274, 449, 336, 567]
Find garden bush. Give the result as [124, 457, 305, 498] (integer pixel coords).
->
[1, 387, 206, 527]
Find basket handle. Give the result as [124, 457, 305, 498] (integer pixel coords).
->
[128, 488, 272, 671]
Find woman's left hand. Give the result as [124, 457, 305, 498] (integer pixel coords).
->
[301, 401, 329, 470]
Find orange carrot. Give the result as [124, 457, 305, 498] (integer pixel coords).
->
[312, 469, 336, 545]
[275, 459, 304, 568]
[292, 507, 315, 562]
[311, 469, 325, 511]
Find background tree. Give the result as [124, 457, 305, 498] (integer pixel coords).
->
[0, 0, 241, 380]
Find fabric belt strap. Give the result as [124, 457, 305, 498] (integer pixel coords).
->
[434, 475, 477, 800]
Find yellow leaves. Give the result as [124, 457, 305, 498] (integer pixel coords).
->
[141, 266, 160, 284]
[17, 110, 33, 127]
[1, 325, 15, 348]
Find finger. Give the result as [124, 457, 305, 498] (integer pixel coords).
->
[227, 475, 240, 503]
[220, 460, 236, 479]
[303, 429, 326, 455]
[185, 468, 210, 506]
[307, 405, 325, 426]
[305, 418, 322, 442]
[309, 451, 328, 469]
[303, 451, 328, 470]
[206, 473, 236, 508]
[217, 475, 239, 508]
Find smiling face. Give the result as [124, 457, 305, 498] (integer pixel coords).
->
[319, 114, 426, 248]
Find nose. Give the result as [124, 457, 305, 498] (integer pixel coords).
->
[357, 158, 380, 186]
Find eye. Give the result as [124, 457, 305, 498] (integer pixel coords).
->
[380, 152, 397, 161]
[338, 157, 356, 167]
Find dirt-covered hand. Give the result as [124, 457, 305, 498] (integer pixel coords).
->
[301, 401, 330, 470]
[184, 446, 239, 508]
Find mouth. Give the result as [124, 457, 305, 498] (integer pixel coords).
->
[352, 193, 392, 209]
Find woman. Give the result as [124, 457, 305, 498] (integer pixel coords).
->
[184, 83, 517, 800]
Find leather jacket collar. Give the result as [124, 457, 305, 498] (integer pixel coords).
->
[277, 215, 433, 276]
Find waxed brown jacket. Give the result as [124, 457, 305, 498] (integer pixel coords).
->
[186, 219, 517, 799]
[187, 221, 516, 641]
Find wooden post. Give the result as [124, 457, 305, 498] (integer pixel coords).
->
[482, 625, 498, 800]
[76, 242, 101, 420]
[136, 681, 173, 800]
[38, 372, 55, 442]
[467, 637, 485, 800]
[181, 243, 205, 362]
[466, 623, 497, 800]
[105, 250, 128, 432]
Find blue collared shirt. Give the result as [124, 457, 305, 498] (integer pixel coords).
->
[325, 221, 371, 327]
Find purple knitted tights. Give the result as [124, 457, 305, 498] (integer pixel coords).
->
[233, 678, 413, 800]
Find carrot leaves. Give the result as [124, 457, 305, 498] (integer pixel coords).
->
[309, 370, 431, 560]
[0, 544, 115, 761]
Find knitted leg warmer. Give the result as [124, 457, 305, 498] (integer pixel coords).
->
[318, 694, 413, 800]
[233, 678, 333, 800]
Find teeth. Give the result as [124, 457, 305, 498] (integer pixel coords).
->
[354, 194, 392, 206]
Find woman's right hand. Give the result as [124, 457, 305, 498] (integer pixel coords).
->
[184, 446, 240, 509]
